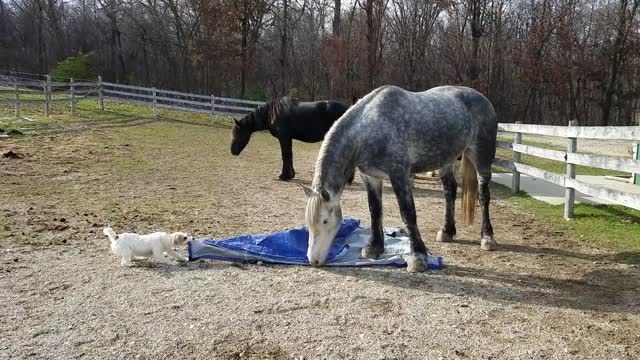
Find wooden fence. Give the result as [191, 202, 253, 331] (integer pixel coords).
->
[494, 121, 640, 218]
[0, 75, 263, 121]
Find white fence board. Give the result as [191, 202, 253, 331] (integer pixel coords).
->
[155, 102, 212, 114]
[493, 158, 514, 170]
[104, 89, 154, 99]
[566, 178, 640, 211]
[498, 123, 640, 140]
[213, 103, 255, 112]
[102, 82, 153, 92]
[567, 153, 640, 174]
[0, 89, 44, 95]
[103, 96, 153, 106]
[155, 88, 211, 100]
[0, 80, 42, 87]
[156, 96, 211, 107]
[493, 158, 566, 186]
[515, 162, 566, 187]
[214, 95, 265, 105]
[496, 141, 513, 150]
[512, 144, 566, 162]
[0, 99, 43, 104]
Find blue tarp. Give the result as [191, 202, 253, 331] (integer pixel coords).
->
[188, 218, 443, 269]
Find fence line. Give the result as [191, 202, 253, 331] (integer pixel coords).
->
[494, 122, 640, 217]
[0, 75, 263, 120]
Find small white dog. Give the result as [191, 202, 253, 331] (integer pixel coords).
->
[103, 227, 192, 266]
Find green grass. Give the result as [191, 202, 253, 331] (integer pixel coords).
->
[0, 95, 235, 135]
[495, 135, 630, 177]
[492, 183, 640, 265]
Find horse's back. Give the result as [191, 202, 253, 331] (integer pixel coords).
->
[351, 85, 496, 173]
[287, 100, 348, 142]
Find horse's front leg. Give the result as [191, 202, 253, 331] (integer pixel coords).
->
[389, 171, 429, 273]
[436, 165, 456, 243]
[278, 135, 295, 181]
[361, 175, 385, 259]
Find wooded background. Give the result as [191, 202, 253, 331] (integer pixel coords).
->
[1, 0, 639, 125]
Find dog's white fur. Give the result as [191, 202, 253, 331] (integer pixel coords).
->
[103, 227, 191, 266]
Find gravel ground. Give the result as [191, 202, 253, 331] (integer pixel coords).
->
[1, 119, 639, 359]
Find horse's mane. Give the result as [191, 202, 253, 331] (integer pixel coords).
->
[305, 193, 322, 224]
[265, 96, 297, 124]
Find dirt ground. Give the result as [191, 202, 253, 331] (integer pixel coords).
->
[1, 116, 639, 359]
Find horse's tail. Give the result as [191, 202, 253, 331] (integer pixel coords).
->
[460, 152, 478, 225]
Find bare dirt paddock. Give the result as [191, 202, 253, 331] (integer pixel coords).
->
[1, 117, 639, 359]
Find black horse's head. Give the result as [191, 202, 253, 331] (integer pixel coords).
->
[230, 116, 252, 156]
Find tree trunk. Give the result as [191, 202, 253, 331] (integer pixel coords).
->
[366, 0, 375, 90]
[468, 0, 484, 83]
[280, 0, 289, 96]
[601, 0, 639, 126]
[333, 0, 341, 36]
[240, 1, 249, 98]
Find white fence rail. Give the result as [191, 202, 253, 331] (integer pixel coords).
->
[494, 121, 640, 218]
[0, 75, 264, 120]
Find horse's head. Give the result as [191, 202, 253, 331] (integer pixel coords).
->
[301, 184, 342, 267]
[230, 117, 251, 155]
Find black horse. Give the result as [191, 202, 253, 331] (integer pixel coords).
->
[230, 97, 349, 181]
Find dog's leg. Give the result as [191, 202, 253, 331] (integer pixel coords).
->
[121, 256, 133, 266]
[120, 248, 133, 266]
[166, 249, 188, 262]
[153, 247, 177, 266]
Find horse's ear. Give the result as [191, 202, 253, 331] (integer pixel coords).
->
[319, 187, 330, 202]
[299, 183, 315, 198]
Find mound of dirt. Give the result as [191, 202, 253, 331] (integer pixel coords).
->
[2, 150, 22, 159]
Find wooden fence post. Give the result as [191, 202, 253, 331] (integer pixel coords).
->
[98, 75, 104, 111]
[210, 95, 215, 126]
[44, 75, 51, 117]
[70, 78, 75, 115]
[152, 88, 157, 118]
[14, 81, 20, 118]
[512, 121, 522, 193]
[564, 120, 578, 219]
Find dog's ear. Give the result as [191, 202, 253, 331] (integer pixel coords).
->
[171, 233, 187, 246]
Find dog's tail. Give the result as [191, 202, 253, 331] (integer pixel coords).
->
[103, 227, 117, 243]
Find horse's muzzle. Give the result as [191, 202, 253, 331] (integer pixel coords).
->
[310, 259, 323, 267]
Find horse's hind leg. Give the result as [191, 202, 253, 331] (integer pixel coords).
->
[469, 148, 497, 251]
[436, 164, 456, 243]
[278, 135, 295, 181]
[478, 175, 496, 250]
[389, 171, 429, 272]
[361, 175, 385, 259]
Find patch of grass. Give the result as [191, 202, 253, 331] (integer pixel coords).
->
[1, 97, 235, 136]
[492, 183, 640, 265]
[495, 136, 630, 177]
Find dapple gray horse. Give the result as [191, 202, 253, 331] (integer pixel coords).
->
[301, 85, 498, 272]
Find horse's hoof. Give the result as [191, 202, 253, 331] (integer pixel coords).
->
[436, 230, 453, 242]
[405, 252, 428, 273]
[361, 244, 384, 259]
[480, 236, 498, 251]
[278, 174, 294, 181]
